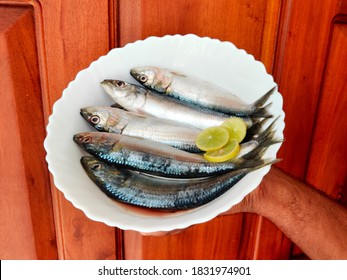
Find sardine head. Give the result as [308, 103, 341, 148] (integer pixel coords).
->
[101, 80, 129, 98]
[80, 106, 110, 131]
[101, 80, 146, 110]
[81, 156, 109, 185]
[130, 66, 172, 92]
[80, 106, 123, 132]
[81, 156, 130, 188]
[73, 132, 120, 155]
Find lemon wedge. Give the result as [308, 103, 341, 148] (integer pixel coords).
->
[221, 117, 247, 143]
[204, 139, 240, 162]
[195, 126, 229, 152]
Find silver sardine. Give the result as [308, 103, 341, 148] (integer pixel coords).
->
[130, 66, 275, 117]
[100, 80, 257, 130]
[80, 106, 280, 154]
[73, 132, 272, 178]
[80, 106, 202, 152]
[81, 156, 278, 210]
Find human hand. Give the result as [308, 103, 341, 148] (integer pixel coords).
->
[224, 166, 282, 216]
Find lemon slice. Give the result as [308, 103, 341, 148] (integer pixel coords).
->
[221, 117, 247, 143]
[195, 126, 229, 152]
[204, 139, 240, 162]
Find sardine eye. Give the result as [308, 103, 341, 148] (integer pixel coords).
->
[115, 81, 125, 87]
[139, 74, 148, 83]
[91, 163, 102, 171]
[81, 136, 92, 143]
[90, 115, 100, 124]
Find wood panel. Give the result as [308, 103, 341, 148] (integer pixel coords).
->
[119, 0, 276, 62]
[0, 5, 57, 259]
[273, 0, 340, 178]
[270, 0, 343, 259]
[37, 0, 118, 259]
[124, 215, 245, 260]
[0, 0, 120, 259]
[119, 0, 290, 260]
[305, 22, 347, 200]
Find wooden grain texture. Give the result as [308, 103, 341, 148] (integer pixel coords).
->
[37, 0, 118, 259]
[0, 6, 57, 259]
[124, 215, 245, 260]
[305, 23, 347, 198]
[119, 0, 269, 59]
[270, 0, 343, 259]
[259, 0, 282, 73]
[119, 0, 287, 260]
[273, 0, 340, 178]
[0, 0, 117, 260]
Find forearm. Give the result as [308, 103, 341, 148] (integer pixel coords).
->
[250, 167, 347, 259]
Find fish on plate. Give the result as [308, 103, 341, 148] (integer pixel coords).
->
[130, 66, 275, 117]
[100, 80, 262, 131]
[81, 156, 279, 210]
[73, 132, 275, 178]
[80, 106, 281, 154]
[80, 106, 202, 152]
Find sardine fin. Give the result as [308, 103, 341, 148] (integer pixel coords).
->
[249, 86, 277, 117]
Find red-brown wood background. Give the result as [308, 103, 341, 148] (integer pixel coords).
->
[0, 0, 346, 259]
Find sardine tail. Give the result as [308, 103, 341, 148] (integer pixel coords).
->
[254, 116, 282, 143]
[249, 86, 277, 117]
[244, 118, 269, 141]
[241, 127, 283, 161]
[253, 86, 277, 108]
[251, 158, 282, 171]
[239, 157, 281, 174]
[250, 102, 273, 118]
[245, 113, 281, 142]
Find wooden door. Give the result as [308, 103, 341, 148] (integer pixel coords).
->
[0, 0, 346, 260]
[0, 0, 116, 260]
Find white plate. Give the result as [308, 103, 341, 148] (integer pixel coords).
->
[44, 34, 285, 233]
